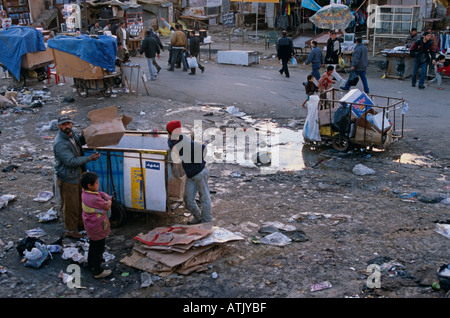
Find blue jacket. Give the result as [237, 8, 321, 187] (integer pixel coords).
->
[351, 43, 368, 71]
[53, 130, 91, 184]
[305, 46, 323, 65]
[168, 134, 206, 178]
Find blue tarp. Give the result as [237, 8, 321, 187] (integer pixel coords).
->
[48, 35, 117, 73]
[301, 0, 322, 11]
[0, 26, 46, 80]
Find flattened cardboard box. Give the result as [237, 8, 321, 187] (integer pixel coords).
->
[83, 106, 132, 148]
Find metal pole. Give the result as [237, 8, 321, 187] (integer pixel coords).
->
[255, 3, 258, 41]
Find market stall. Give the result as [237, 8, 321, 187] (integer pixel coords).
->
[372, 5, 421, 56]
[0, 25, 53, 85]
[47, 34, 121, 97]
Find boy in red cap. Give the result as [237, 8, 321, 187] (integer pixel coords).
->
[166, 120, 212, 224]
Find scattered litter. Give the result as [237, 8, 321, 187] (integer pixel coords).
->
[352, 164, 375, 176]
[417, 194, 445, 204]
[251, 235, 260, 244]
[212, 272, 218, 279]
[23, 242, 50, 269]
[368, 256, 410, 278]
[260, 232, 292, 247]
[261, 221, 296, 232]
[435, 223, 450, 239]
[399, 192, 417, 199]
[36, 207, 58, 222]
[62, 246, 88, 264]
[25, 228, 47, 238]
[0, 194, 16, 209]
[225, 106, 246, 117]
[140, 272, 153, 288]
[33, 191, 54, 202]
[290, 212, 351, 224]
[41, 119, 59, 131]
[437, 264, 450, 291]
[103, 251, 115, 262]
[310, 281, 332, 292]
[193, 226, 244, 247]
[2, 164, 19, 172]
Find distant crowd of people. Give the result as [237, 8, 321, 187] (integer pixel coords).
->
[275, 27, 448, 108]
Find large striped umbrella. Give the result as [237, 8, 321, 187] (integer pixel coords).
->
[309, 3, 354, 30]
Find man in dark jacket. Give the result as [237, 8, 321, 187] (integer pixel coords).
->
[150, 28, 164, 73]
[166, 120, 212, 224]
[341, 37, 369, 93]
[410, 32, 435, 89]
[276, 30, 295, 78]
[140, 30, 161, 80]
[188, 30, 205, 75]
[325, 31, 345, 86]
[53, 116, 100, 238]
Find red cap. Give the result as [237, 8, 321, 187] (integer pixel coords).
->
[166, 120, 181, 134]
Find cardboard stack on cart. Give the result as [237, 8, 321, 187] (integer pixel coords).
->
[47, 34, 119, 97]
[340, 89, 393, 147]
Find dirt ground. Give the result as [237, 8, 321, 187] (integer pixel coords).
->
[0, 33, 449, 303]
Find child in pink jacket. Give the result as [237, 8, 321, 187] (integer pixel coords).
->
[81, 171, 112, 279]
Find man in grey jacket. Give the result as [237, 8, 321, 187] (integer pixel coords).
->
[53, 116, 100, 238]
[340, 37, 369, 93]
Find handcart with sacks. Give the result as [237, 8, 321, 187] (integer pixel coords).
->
[48, 34, 121, 97]
[303, 88, 407, 152]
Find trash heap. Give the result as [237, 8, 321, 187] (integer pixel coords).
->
[121, 223, 244, 277]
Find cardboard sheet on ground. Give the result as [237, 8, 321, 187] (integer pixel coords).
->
[193, 226, 244, 246]
[133, 223, 213, 247]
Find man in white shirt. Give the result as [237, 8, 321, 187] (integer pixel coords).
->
[116, 22, 132, 51]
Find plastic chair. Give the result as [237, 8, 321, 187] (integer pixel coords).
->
[47, 64, 65, 84]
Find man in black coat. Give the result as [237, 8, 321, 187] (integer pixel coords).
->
[325, 31, 345, 86]
[276, 30, 295, 78]
[188, 30, 205, 75]
[410, 32, 435, 89]
[139, 30, 161, 80]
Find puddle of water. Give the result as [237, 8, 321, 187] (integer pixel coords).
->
[396, 153, 432, 166]
[200, 104, 322, 173]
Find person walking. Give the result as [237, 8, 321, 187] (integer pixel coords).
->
[410, 31, 435, 89]
[166, 120, 212, 224]
[140, 30, 161, 81]
[168, 24, 188, 72]
[428, 54, 448, 90]
[325, 31, 345, 86]
[304, 40, 323, 81]
[340, 37, 369, 94]
[150, 28, 164, 73]
[188, 30, 205, 75]
[53, 116, 100, 239]
[276, 30, 295, 78]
